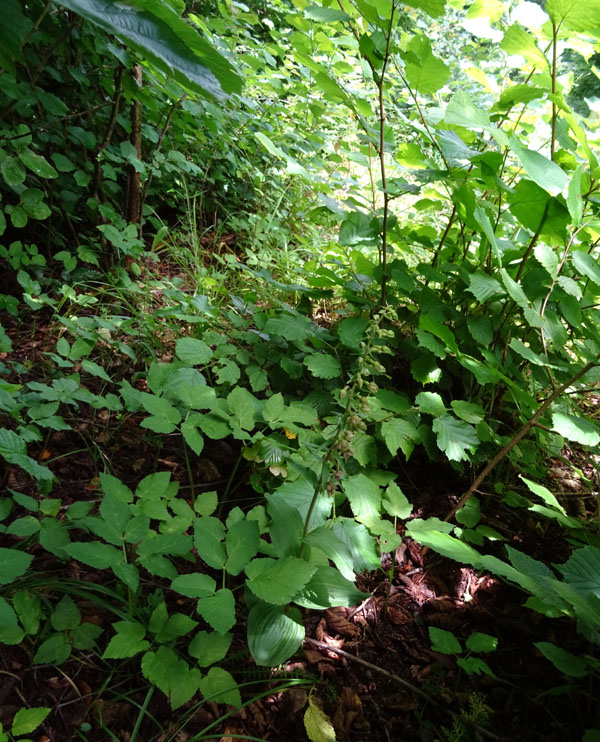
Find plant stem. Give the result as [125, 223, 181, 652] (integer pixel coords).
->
[550, 23, 558, 161]
[444, 352, 600, 522]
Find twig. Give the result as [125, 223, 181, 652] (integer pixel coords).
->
[444, 352, 600, 522]
[304, 637, 503, 741]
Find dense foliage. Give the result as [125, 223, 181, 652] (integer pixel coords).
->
[1, 0, 600, 739]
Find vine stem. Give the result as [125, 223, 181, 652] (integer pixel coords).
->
[444, 352, 600, 523]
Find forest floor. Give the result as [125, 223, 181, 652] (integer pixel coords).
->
[1, 301, 598, 742]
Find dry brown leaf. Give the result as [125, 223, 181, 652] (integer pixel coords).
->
[325, 608, 359, 638]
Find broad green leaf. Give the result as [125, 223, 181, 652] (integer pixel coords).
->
[521, 476, 565, 513]
[567, 164, 584, 227]
[33, 633, 71, 664]
[451, 400, 485, 424]
[510, 137, 568, 196]
[500, 24, 548, 67]
[194, 516, 226, 569]
[294, 565, 368, 609]
[247, 602, 304, 666]
[467, 272, 504, 303]
[254, 133, 310, 178]
[572, 250, 600, 287]
[64, 542, 124, 569]
[535, 642, 588, 677]
[246, 557, 316, 604]
[196, 588, 235, 633]
[263, 393, 284, 422]
[0, 597, 24, 645]
[198, 667, 241, 707]
[57, 0, 242, 100]
[445, 91, 508, 147]
[432, 414, 479, 462]
[171, 573, 216, 598]
[18, 149, 58, 179]
[304, 6, 351, 22]
[225, 519, 260, 575]
[403, 34, 450, 95]
[466, 632, 498, 653]
[338, 211, 378, 246]
[415, 391, 446, 416]
[407, 522, 483, 567]
[382, 482, 412, 518]
[11, 708, 51, 736]
[375, 389, 410, 413]
[265, 313, 315, 342]
[455, 495, 481, 528]
[227, 386, 255, 430]
[419, 314, 458, 353]
[341, 473, 382, 523]
[304, 695, 336, 742]
[546, 0, 600, 34]
[457, 656, 494, 676]
[266, 494, 306, 557]
[189, 630, 232, 667]
[304, 526, 355, 581]
[51, 596, 81, 631]
[0, 0, 32, 72]
[429, 626, 462, 654]
[1, 156, 26, 186]
[500, 269, 528, 309]
[0, 548, 33, 585]
[380, 418, 418, 458]
[156, 613, 198, 643]
[534, 244, 559, 278]
[404, 0, 446, 16]
[337, 317, 369, 350]
[558, 546, 600, 598]
[175, 337, 213, 365]
[303, 353, 341, 379]
[552, 412, 600, 446]
[181, 420, 204, 455]
[103, 621, 149, 658]
[12, 590, 41, 635]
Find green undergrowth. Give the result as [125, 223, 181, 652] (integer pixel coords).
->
[2, 0, 600, 739]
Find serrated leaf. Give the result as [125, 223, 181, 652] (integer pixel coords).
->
[557, 546, 600, 598]
[247, 602, 304, 666]
[227, 386, 255, 430]
[64, 542, 124, 569]
[263, 393, 284, 422]
[403, 34, 450, 95]
[534, 243, 558, 277]
[181, 420, 204, 455]
[0, 548, 33, 585]
[175, 337, 213, 365]
[225, 519, 260, 576]
[337, 317, 369, 350]
[572, 250, 600, 287]
[466, 632, 498, 653]
[380, 418, 418, 458]
[341, 473, 382, 523]
[451, 400, 485, 424]
[11, 707, 51, 736]
[546, 0, 600, 33]
[415, 391, 446, 416]
[194, 517, 226, 569]
[304, 696, 336, 742]
[510, 137, 568, 196]
[432, 414, 479, 462]
[429, 626, 462, 654]
[171, 573, 216, 598]
[382, 482, 412, 518]
[199, 667, 241, 706]
[303, 353, 341, 379]
[196, 588, 235, 633]
[103, 621, 149, 658]
[188, 630, 232, 666]
[456, 495, 481, 528]
[51, 596, 81, 631]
